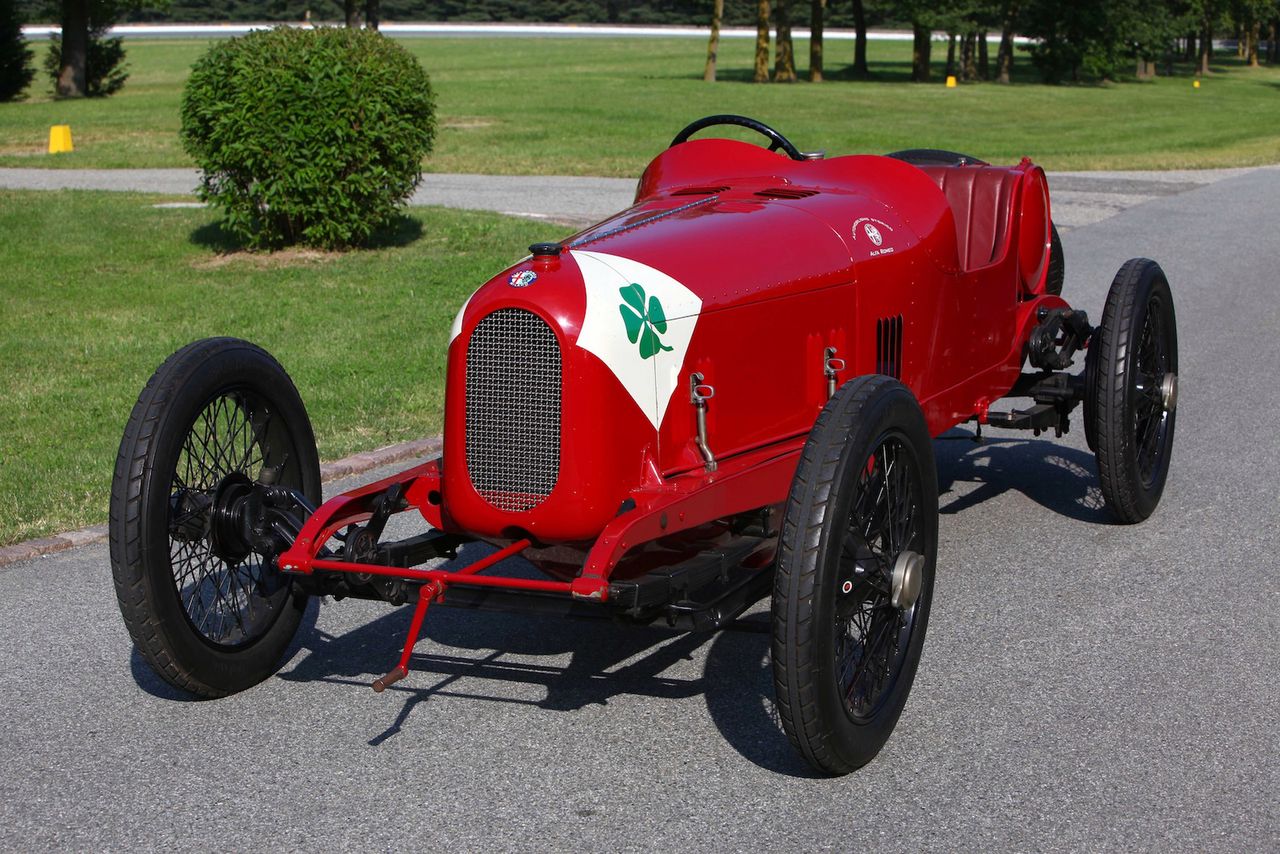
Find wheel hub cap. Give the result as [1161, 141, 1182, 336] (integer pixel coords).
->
[209, 472, 255, 564]
[1161, 372, 1178, 412]
[891, 551, 924, 610]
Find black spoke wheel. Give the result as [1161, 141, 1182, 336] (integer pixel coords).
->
[1086, 259, 1178, 523]
[110, 338, 320, 697]
[772, 375, 938, 775]
[1046, 222, 1065, 296]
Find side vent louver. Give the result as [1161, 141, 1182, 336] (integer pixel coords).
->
[755, 188, 819, 199]
[672, 186, 729, 196]
[876, 315, 904, 379]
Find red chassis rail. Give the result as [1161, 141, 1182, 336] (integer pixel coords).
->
[273, 441, 805, 689]
[275, 438, 806, 602]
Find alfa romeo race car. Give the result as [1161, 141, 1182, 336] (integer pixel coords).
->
[109, 116, 1178, 775]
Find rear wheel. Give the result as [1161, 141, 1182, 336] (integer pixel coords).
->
[772, 375, 938, 775]
[110, 338, 320, 697]
[1086, 259, 1178, 523]
[1045, 223, 1065, 295]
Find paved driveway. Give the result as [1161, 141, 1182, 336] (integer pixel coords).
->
[0, 165, 1265, 228]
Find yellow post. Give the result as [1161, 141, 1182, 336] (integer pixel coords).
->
[48, 125, 74, 154]
[945, 75, 957, 88]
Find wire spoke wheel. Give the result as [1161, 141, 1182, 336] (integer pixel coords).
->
[773, 376, 938, 775]
[1132, 297, 1173, 487]
[110, 339, 320, 697]
[835, 437, 923, 722]
[167, 390, 296, 648]
[1088, 258, 1178, 523]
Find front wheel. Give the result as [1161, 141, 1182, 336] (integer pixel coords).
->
[772, 375, 938, 775]
[1086, 259, 1178, 523]
[109, 338, 321, 697]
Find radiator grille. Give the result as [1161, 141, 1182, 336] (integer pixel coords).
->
[876, 315, 903, 379]
[465, 309, 562, 512]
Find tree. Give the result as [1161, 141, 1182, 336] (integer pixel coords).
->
[774, 0, 797, 81]
[704, 0, 723, 81]
[995, 1, 1019, 82]
[0, 0, 35, 101]
[54, 0, 148, 97]
[52, 0, 129, 97]
[1196, 0, 1220, 73]
[896, 0, 941, 81]
[56, 0, 89, 95]
[851, 0, 869, 76]
[366, 0, 380, 30]
[810, 0, 825, 81]
[344, 0, 359, 27]
[1231, 0, 1278, 66]
[754, 0, 770, 82]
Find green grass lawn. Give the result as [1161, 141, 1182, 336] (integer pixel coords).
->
[1, 36, 1277, 174]
[0, 190, 561, 545]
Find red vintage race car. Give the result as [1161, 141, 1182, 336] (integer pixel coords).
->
[110, 115, 1178, 775]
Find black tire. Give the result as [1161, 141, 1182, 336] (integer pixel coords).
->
[772, 375, 938, 775]
[1045, 222, 1064, 296]
[1085, 259, 1178, 523]
[109, 338, 321, 698]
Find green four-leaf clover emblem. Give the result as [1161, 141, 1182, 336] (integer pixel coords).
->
[618, 283, 674, 360]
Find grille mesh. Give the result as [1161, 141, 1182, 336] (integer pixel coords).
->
[465, 309, 562, 512]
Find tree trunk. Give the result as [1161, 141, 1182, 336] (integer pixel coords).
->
[945, 33, 957, 79]
[912, 25, 932, 82]
[1248, 21, 1260, 66]
[809, 0, 824, 82]
[852, 0, 868, 77]
[754, 0, 771, 83]
[55, 0, 88, 97]
[1269, 21, 1278, 64]
[774, 0, 796, 82]
[1199, 26, 1212, 74]
[704, 0, 723, 82]
[365, 0, 380, 30]
[996, 1, 1018, 84]
[344, 0, 359, 28]
[961, 31, 977, 81]
[1184, 32, 1196, 62]
[978, 30, 989, 79]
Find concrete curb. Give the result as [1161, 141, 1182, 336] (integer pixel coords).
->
[0, 435, 443, 568]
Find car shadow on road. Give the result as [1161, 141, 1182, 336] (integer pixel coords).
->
[934, 429, 1109, 523]
[270, 546, 815, 774]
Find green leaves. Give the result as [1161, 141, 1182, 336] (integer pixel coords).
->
[618, 283, 674, 360]
[181, 26, 436, 250]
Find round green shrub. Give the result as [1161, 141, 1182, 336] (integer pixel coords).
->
[181, 26, 436, 250]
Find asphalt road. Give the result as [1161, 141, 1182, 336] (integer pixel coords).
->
[0, 166, 1261, 228]
[2, 168, 1278, 851]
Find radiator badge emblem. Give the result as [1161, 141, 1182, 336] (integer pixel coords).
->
[864, 223, 883, 246]
[508, 269, 538, 288]
[618, 284, 674, 359]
